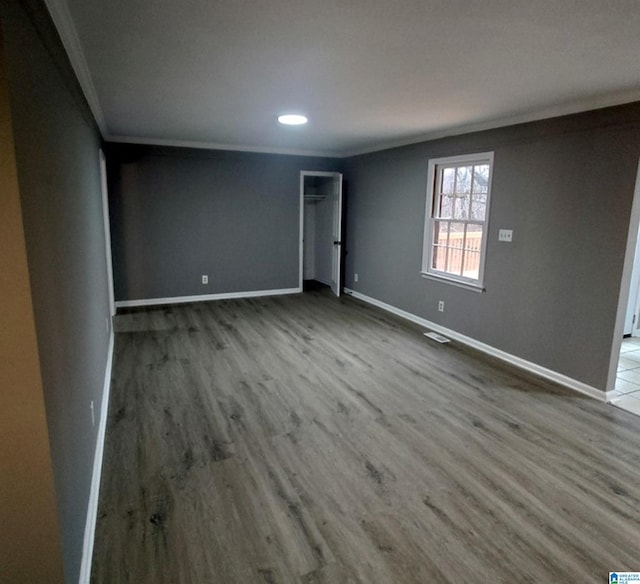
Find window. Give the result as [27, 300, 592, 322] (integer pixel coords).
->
[421, 152, 493, 290]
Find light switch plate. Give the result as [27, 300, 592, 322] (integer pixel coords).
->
[498, 229, 513, 242]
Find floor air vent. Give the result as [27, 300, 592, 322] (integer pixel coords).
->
[424, 332, 450, 343]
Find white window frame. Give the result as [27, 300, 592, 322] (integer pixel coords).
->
[421, 152, 494, 291]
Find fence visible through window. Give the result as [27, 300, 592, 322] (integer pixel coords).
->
[432, 226, 482, 280]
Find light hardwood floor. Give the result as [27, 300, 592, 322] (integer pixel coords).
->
[92, 290, 640, 583]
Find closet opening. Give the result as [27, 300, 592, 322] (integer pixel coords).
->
[299, 171, 343, 297]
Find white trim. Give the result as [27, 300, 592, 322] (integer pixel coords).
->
[343, 288, 607, 401]
[605, 389, 619, 403]
[299, 171, 343, 177]
[340, 92, 640, 158]
[420, 271, 485, 293]
[332, 173, 344, 297]
[78, 329, 114, 584]
[106, 134, 336, 159]
[299, 173, 305, 291]
[99, 150, 115, 316]
[33, 1, 640, 162]
[43, 0, 107, 136]
[609, 158, 640, 392]
[622, 222, 640, 335]
[104, 96, 640, 161]
[115, 287, 301, 309]
[300, 171, 344, 297]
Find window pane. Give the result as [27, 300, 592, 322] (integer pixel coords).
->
[431, 221, 449, 271]
[438, 194, 453, 218]
[453, 195, 469, 219]
[431, 244, 446, 271]
[463, 251, 480, 280]
[472, 165, 489, 193]
[444, 221, 463, 275]
[441, 168, 455, 194]
[432, 220, 448, 244]
[465, 224, 483, 253]
[470, 194, 486, 221]
[449, 222, 465, 248]
[447, 244, 463, 275]
[456, 166, 472, 194]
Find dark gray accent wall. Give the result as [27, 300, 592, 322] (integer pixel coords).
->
[343, 104, 640, 390]
[2, 1, 111, 581]
[107, 144, 341, 301]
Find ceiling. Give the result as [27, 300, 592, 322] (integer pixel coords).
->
[45, 0, 640, 157]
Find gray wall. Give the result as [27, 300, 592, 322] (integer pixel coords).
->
[107, 144, 340, 301]
[343, 104, 640, 390]
[2, 1, 112, 581]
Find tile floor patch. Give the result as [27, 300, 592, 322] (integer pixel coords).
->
[613, 339, 640, 416]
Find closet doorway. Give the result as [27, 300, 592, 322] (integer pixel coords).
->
[299, 171, 343, 297]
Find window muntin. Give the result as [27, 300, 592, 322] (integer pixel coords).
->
[422, 153, 493, 288]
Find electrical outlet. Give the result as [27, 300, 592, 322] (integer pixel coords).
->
[438, 300, 445, 312]
[90, 401, 95, 427]
[202, 275, 208, 284]
[354, 273, 359, 283]
[498, 229, 513, 242]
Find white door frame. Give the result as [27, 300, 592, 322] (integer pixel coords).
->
[331, 173, 344, 297]
[99, 149, 115, 316]
[624, 230, 640, 336]
[299, 170, 343, 296]
[634, 284, 640, 337]
[608, 157, 640, 394]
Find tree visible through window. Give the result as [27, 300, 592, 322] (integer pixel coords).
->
[422, 153, 493, 288]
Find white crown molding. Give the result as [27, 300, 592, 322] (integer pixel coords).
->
[108, 89, 640, 159]
[344, 288, 608, 402]
[105, 134, 339, 159]
[39, 1, 640, 160]
[43, 0, 108, 136]
[341, 91, 640, 158]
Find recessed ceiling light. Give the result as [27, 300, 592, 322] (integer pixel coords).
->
[277, 114, 308, 126]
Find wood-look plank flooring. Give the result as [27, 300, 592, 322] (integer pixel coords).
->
[92, 290, 640, 583]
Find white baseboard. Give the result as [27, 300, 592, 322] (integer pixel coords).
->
[344, 288, 607, 401]
[115, 287, 301, 309]
[605, 389, 619, 403]
[78, 328, 115, 583]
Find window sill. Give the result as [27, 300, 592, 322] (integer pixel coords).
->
[420, 271, 486, 293]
